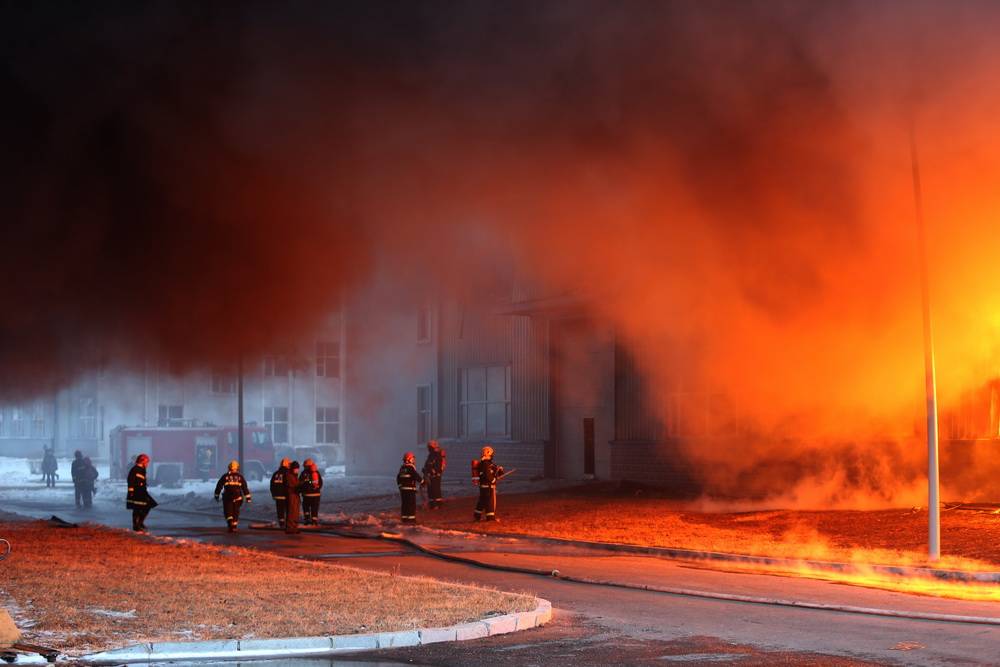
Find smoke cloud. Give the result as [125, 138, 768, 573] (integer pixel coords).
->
[4, 1, 1000, 501]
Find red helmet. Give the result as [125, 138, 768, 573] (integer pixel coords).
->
[136, 454, 150, 466]
[403, 451, 415, 464]
[427, 439, 440, 451]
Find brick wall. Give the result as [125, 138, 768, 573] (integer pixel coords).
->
[438, 440, 545, 480]
[610, 440, 702, 498]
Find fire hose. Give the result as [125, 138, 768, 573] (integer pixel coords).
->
[309, 525, 1000, 628]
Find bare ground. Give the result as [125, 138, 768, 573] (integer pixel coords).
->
[0, 518, 535, 654]
[415, 484, 1000, 570]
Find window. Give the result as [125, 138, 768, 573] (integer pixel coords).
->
[264, 406, 289, 444]
[315, 341, 340, 379]
[211, 366, 236, 394]
[158, 404, 184, 426]
[263, 355, 289, 377]
[316, 406, 340, 444]
[31, 402, 46, 438]
[417, 385, 432, 443]
[459, 366, 510, 439]
[417, 305, 432, 343]
[77, 397, 97, 438]
[10, 407, 25, 438]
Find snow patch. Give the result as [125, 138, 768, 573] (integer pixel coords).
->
[87, 608, 137, 619]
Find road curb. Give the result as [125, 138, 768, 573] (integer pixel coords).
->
[63, 597, 551, 664]
[406, 525, 1000, 584]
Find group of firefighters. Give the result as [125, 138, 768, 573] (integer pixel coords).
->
[125, 439, 508, 533]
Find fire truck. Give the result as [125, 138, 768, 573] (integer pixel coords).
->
[109, 423, 275, 485]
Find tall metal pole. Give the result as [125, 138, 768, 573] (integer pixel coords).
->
[238, 355, 245, 472]
[910, 124, 941, 561]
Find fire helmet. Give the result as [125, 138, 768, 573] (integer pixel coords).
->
[136, 454, 150, 466]
[480, 445, 494, 459]
[290, 460, 300, 470]
[427, 439, 440, 451]
[403, 451, 415, 464]
[303, 458, 315, 469]
[279, 457, 290, 469]
[228, 460, 240, 472]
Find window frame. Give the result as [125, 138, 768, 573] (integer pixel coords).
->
[458, 365, 511, 440]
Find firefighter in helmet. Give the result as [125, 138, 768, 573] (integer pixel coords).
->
[270, 458, 290, 528]
[421, 440, 446, 509]
[396, 451, 423, 525]
[283, 460, 302, 534]
[126, 453, 157, 532]
[472, 445, 504, 522]
[214, 460, 252, 532]
[299, 458, 323, 526]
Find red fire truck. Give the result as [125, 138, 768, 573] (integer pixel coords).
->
[109, 423, 275, 484]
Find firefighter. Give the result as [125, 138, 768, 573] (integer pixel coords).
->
[421, 440, 446, 509]
[270, 458, 290, 528]
[126, 453, 157, 532]
[472, 445, 504, 522]
[299, 458, 323, 526]
[283, 460, 302, 534]
[214, 460, 252, 532]
[396, 452, 422, 525]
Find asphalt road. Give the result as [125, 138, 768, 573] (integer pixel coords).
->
[4, 491, 1000, 666]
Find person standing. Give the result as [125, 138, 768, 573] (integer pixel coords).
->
[270, 458, 290, 529]
[71, 450, 86, 507]
[214, 460, 252, 532]
[397, 452, 422, 525]
[126, 453, 156, 532]
[283, 460, 301, 534]
[299, 459, 323, 526]
[41, 447, 58, 488]
[80, 456, 99, 508]
[421, 440, 446, 509]
[472, 445, 504, 522]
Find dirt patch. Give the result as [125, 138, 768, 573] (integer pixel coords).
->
[416, 486, 1000, 570]
[0, 519, 535, 654]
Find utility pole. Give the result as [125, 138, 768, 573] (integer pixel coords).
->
[237, 354, 245, 472]
[910, 123, 941, 561]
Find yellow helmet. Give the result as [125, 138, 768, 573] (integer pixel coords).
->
[228, 460, 239, 472]
[279, 457, 290, 468]
[480, 445, 494, 459]
[304, 458, 316, 469]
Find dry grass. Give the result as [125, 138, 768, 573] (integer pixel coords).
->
[0, 519, 534, 654]
[419, 486, 1000, 570]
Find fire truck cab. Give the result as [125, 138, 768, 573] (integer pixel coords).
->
[109, 423, 275, 484]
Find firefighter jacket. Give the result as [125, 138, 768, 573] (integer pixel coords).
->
[215, 471, 251, 501]
[475, 458, 504, 488]
[283, 468, 301, 496]
[397, 463, 422, 491]
[299, 469, 323, 497]
[422, 448, 446, 478]
[126, 464, 155, 509]
[270, 466, 288, 500]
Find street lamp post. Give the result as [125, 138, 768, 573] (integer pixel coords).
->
[910, 125, 941, 561]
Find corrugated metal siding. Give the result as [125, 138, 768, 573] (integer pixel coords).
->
[614, 341, 664, 441]
[511, 315, 549, 442]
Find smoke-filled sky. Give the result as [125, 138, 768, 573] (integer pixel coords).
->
[4, 0, 1000, 499]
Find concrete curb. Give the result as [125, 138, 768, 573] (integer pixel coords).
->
[408, 525, 1000, 584]
[66, 597, 551, 664]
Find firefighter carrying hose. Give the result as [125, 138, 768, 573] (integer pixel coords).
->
[421, 440, 446, 509]
[299, 458, 323, 526]
[214, 460, 251, 532]
[472, 445, 504, 522]
[126, 453, 157, 532]
[270, 458, 290, 528]
[396, 452, 422, 525]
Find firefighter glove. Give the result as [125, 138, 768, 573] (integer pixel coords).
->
[214, 495, 220, 502]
